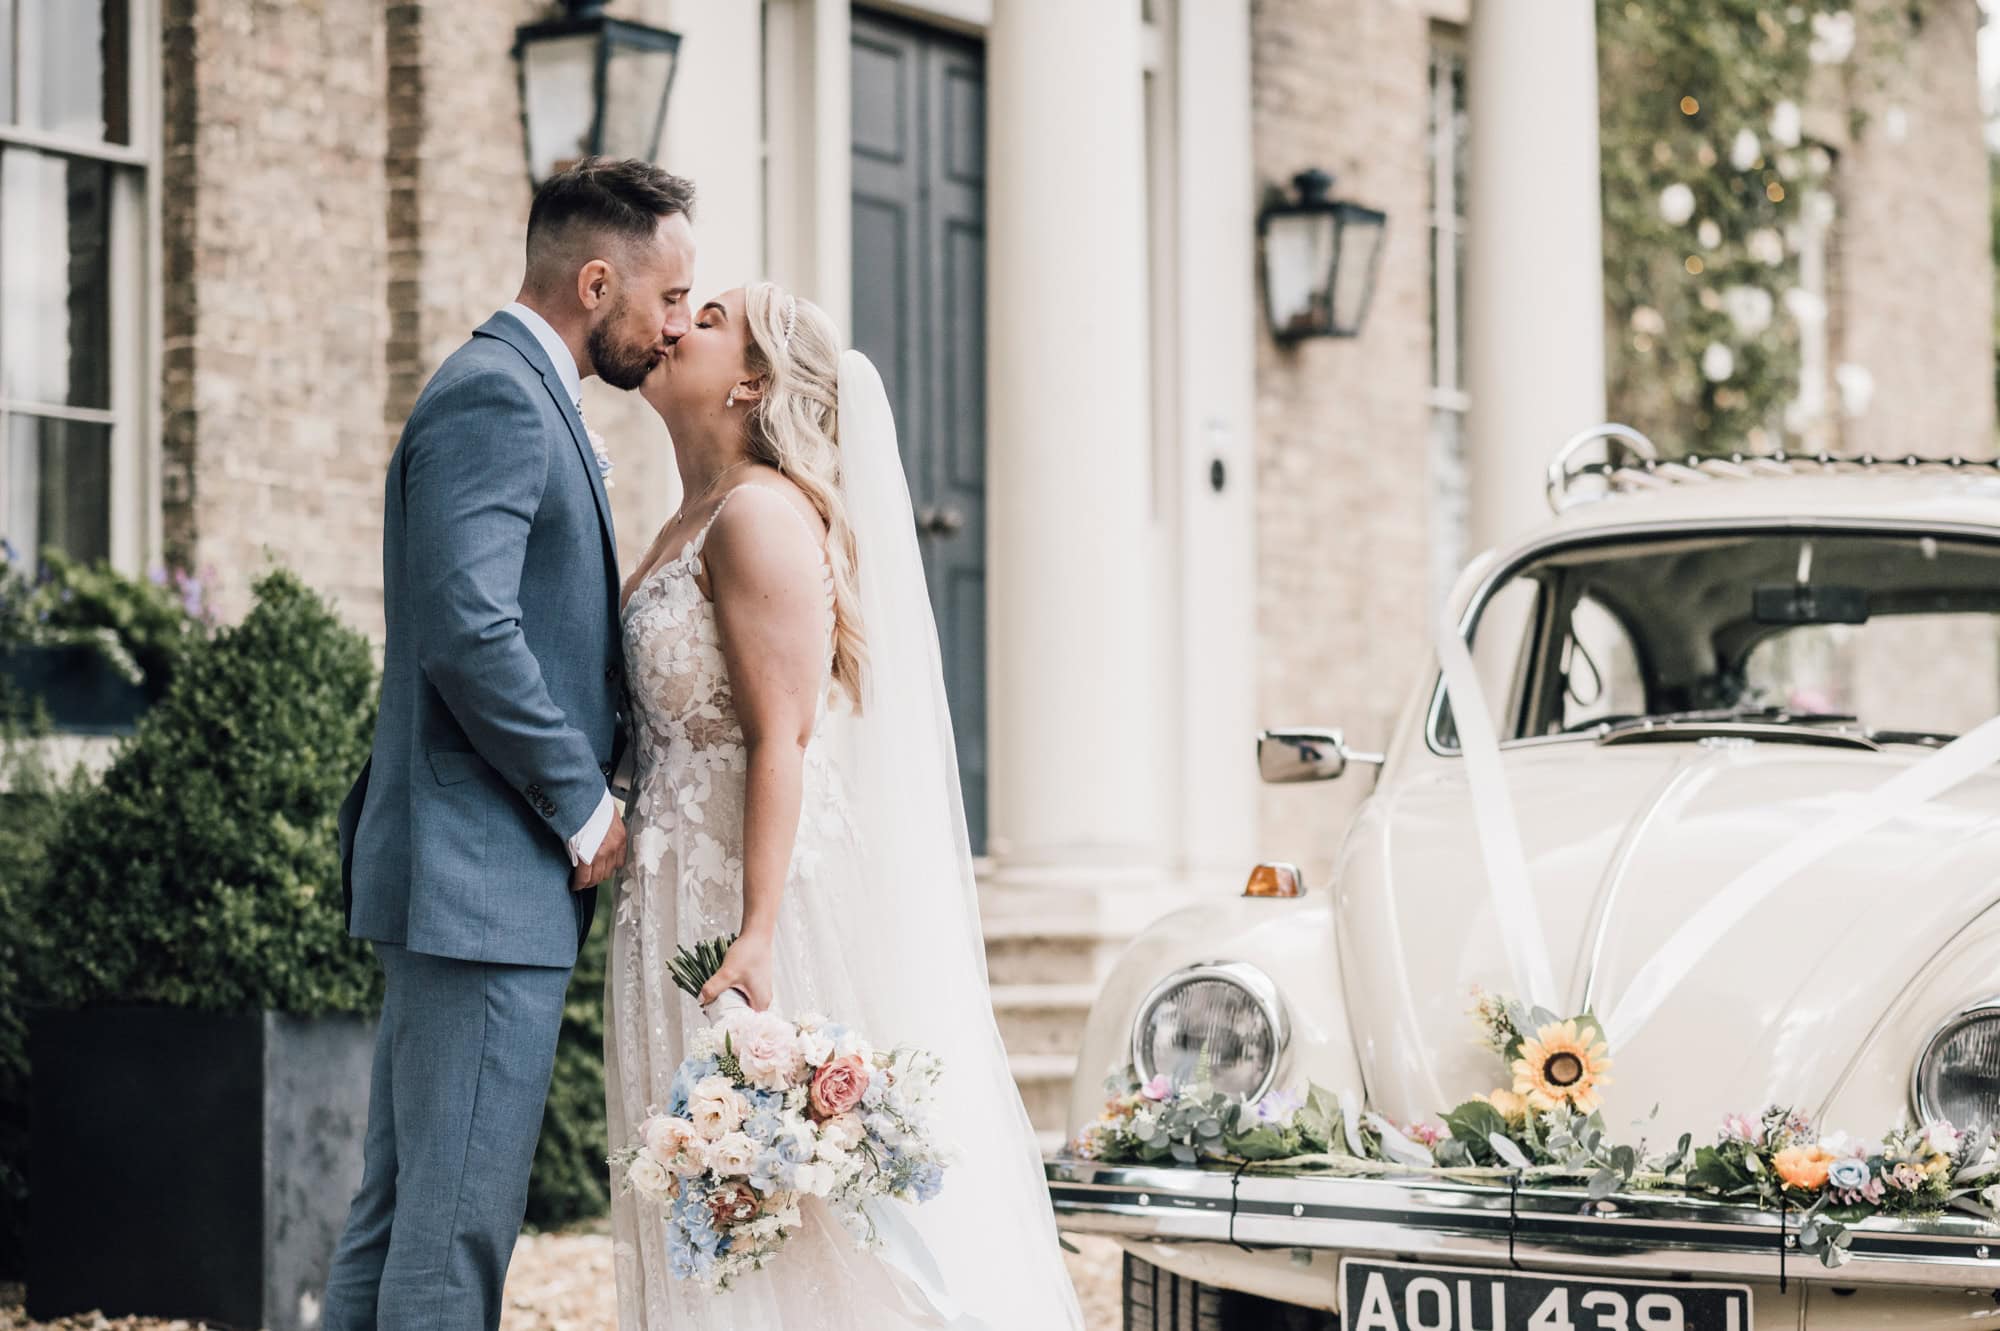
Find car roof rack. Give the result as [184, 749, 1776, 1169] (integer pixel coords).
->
[1545, 423, 2000, 514]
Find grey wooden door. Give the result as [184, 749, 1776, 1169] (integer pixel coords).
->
[850, 10, 988, 851]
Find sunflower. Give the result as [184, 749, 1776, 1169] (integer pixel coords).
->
[1510, 1019, 1612, 1114]
[1479, 1088, 1530, 1123]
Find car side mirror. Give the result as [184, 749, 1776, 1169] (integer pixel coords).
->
[1257, 727, 1383, 784]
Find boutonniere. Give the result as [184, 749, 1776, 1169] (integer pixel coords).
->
[585, 422, 615, 490]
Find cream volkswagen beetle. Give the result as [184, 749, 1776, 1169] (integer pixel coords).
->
[1048, 430, 2000, 1330]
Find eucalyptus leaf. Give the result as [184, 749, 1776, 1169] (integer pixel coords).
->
[1489, 1133, 1532, 1170]
[1367, 1113, 1437, 1168]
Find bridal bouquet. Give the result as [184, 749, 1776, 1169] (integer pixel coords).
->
[611, 937, 953, 1290]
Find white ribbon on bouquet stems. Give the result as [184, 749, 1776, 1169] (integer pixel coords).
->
[1436, 612, 2000, 1049]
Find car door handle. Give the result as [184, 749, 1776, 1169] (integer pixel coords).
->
[917, 504, 966, 536]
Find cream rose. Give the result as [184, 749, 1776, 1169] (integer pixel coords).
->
[706, 1131, 760, 1177]
[625, 1152, 673, 1201]
[731, 1011, 807, 1091]
[689, 1075, 747, 1140]
[642, 1115, 700, 1164]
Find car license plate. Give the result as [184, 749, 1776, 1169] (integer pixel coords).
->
[1340, 1258, 1751, 1331]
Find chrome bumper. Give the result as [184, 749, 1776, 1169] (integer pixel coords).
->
[1046, 1157, 2000, 1290]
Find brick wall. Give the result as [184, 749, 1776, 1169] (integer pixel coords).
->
[161, 0, 389, 630]
[167, 0, 692, 639]
[388, 0, 684, 601]
[1832, 0, 1995, 459]
[1250, 0, 1445, 881]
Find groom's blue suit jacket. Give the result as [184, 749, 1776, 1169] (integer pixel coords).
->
[337, 312, 625, 968]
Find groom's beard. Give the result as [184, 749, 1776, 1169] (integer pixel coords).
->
[588, 300, 662, 391]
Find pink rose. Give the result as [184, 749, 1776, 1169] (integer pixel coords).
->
[809, 1054, 871, 1121]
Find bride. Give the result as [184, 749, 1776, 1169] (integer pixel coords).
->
[603, 281, 1085, 1329]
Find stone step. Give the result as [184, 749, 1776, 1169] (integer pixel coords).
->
[989, 982, 1099, 1056]
[981, 916, 1135, 987]
[1010, 1052, 1081, 1137]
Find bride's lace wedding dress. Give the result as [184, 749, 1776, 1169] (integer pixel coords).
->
[604, 483, 1082, 1330]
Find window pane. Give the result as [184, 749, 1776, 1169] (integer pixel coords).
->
[1560, 596, 1648, 731]
[601, 40, 674, 162]
[1453, 229, 1466, 391]
[1450, 54, 1467, 216]
[1428, 224, 1441, 387]
[1, 147, 112, 409]
[11, 0, 128, 143]
[6, 413, 110, 563]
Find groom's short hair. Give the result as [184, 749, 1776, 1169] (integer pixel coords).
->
[525, 156, 696, 278]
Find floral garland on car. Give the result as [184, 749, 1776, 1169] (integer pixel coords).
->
[1073, 992, 2000, 1266]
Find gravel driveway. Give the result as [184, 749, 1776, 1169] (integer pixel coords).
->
[2, 1230, 1124, 1331]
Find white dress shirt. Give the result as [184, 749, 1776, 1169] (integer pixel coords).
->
[501, 301, 617, 869]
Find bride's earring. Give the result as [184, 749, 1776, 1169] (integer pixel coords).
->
[726, 387, 738, 407]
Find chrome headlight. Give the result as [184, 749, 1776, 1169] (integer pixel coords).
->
[1913, 1000, 2000, 1129]
[1131, 962, 1289, 1101]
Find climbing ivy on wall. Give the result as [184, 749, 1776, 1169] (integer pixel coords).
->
[1598, 0, 1922, 454]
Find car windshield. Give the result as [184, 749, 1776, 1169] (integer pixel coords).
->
[1437, 530, 2000, 747]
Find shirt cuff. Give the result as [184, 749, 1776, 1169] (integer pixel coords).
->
[565, 788, 616, 866]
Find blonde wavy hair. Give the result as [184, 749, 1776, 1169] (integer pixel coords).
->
[741, 281, 867, 707]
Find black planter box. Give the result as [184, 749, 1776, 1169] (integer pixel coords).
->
[0, 643, 152, 734]
[28, 1007, 376, 1330]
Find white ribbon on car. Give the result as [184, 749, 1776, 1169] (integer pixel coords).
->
[1436, 611, 2000, 1048]
[1599, 711, 2000, 1046]
[1436, 612, 1561, 1011]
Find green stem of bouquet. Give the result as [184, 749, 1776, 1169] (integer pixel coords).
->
[668, 933, 738, 1000]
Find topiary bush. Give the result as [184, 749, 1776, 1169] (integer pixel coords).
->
[19, 561, 611, 1233]
[30, 568, 381, 1015]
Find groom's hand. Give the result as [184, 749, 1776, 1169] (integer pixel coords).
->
[572, 815, 628, 891]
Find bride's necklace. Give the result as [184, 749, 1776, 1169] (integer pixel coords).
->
[679, 459, 753, 519]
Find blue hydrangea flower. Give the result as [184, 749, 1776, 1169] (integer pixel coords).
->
[750, 1150, 788, 1194]
[744, 1107, 784, 1144]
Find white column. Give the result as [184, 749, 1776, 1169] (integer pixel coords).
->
[986, 0, 1164, 878]
[1465, 0, 1606, 550]
[1170, 0, 1258, 876]
[760, 0, 851, 332]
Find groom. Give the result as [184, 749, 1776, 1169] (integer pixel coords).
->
[323, 157, 695, 1330]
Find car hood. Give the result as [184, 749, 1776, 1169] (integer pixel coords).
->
[1335, 736, 2000, 1132]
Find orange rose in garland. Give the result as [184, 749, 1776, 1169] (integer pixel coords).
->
[1510, 1018, 1613, 1114]
[1773, 1144, 1835, 1192]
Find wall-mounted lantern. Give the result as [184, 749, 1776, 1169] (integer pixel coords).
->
[513, 1, 683, 187]
[1258, 168, 1387, 343]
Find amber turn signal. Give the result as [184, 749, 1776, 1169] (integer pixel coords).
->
[1242, 862, 1304, 899]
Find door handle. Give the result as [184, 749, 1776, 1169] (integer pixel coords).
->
[918, 504, 966, 536]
